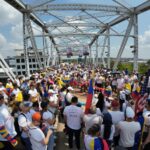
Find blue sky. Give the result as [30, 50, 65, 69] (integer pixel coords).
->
[0, 0, 150, 59]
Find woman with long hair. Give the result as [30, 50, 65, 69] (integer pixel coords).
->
[101, 113, 115, 148]
[96, 92, 106, 115]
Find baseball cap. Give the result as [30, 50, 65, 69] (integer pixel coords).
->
[32, 112, 41, 121]
[67, 86, 74, 91]
[126, 107, 135, 118]
[48, 89, 55, 93]
[20, 101, 33, 108]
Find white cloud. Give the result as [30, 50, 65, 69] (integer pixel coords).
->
[11, 23, 23, 42]
[0, 1, 22, 26]
[0, 33, 22, 57]
[139, 26, 150, 59]
[0, 1, 23, 57]
[0, 33, 7, 48]
[8, 42, 23, 50]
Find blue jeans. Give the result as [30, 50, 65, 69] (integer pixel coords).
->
[44, 128, 54, 150]
[48, 132, 54, 150]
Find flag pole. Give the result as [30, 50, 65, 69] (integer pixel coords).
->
[138, 120, 145, 150]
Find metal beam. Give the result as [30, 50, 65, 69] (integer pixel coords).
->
[0, 53, 16, 82]
[25, 13, 43, 69]
[54, 44, 87, 48]
[46, 12, 119, 25]
[31, 33, 135, 37]
[135, 1, 150, 14]
[23, 13, 30, 76]
[133, 14, 138, 72]
[84, 10, 121, 36]
[112, 0, 132, 12]
[46, 12, 92, 40]
[4, 0, 60, 63]
[107, 29, 110, 69]
[95, 39, 98, 66]
[46, 22, 103, 28]
[32, 4, 129, 13]
[101, 36, 107, 68]
[54, 27, 85, 47]
[89, 1, 150, 46]
[113, 17, 134, 70]
[31, 0, 55, 9]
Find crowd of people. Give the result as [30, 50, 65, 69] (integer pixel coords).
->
[0, 63, 150, 150]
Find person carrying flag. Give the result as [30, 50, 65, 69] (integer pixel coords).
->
[85, 70, 95, 114]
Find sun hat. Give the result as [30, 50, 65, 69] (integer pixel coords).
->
[126, 107, 135, 118]
[67, 86, 74, 91]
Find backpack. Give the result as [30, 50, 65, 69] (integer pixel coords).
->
[14, 113, 27, 136]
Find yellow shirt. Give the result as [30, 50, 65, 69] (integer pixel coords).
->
[57, 79, 65, 88]
[6, 83, 13, 89]
[125, 83, 131, 92]
[15, 91, 23, 102]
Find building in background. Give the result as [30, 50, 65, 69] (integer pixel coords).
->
[14, 49, 48, 75]
[1, 49, 48, 77]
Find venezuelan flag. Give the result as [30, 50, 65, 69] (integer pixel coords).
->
[85, 79, 94, 114]
[89, 138, 103, 150]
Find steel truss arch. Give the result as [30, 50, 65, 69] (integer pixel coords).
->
[32, 3, 129, 13]
[3, 0, 150, 72]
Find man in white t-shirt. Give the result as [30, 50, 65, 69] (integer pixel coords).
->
[109, 100, 124, 146]
[63, 96, 84, 149]
[109, 100, 125, 125]
[83, 106, 103, 133]
[117, 107, 141, 148]
[117, 75, 124, 90]
[29, 112, 52, 150]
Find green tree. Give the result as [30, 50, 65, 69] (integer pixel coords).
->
[147, 60, 150, 66]
[138, 63, 149, 74]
